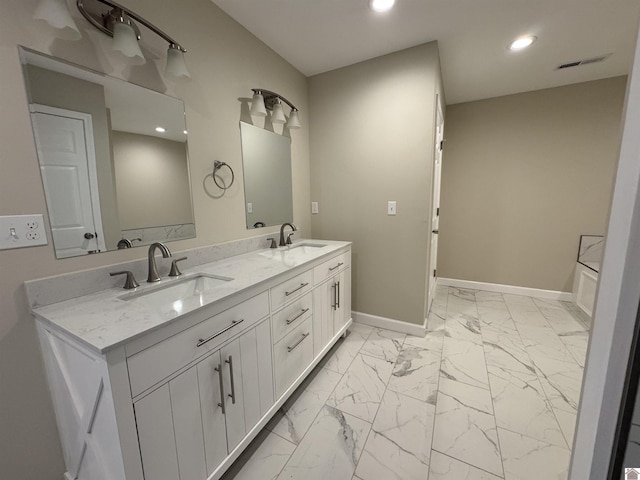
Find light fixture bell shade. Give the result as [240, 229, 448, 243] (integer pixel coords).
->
[250, 92, 267, 117]
[287, 109, 301, 129]
[165, 45, 191, 79]
[34, 0, 81, 40]
[112, 21, 146, 65]
[271, 102, 286, 124]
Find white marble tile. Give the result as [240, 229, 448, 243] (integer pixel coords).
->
[533, 357, 584, 414]
[278, 406, 370, 480]
[447, 288, 478, 316]
[428, 451, 503, 480]
[323, 326, 370, 375]
[554, 408, 577, 448]
[388, 346, 441, 404]
[268, 368, 343, 444]
[517, 324, 578, 365]
[404, 331, 444, 352]
[488, 366, 566, 448]
[505, 302, 550, 328]
[474, 291, 505, 302]
[498, 428, 571, 480]
[355, 390, 435, 480]
[432, 378, 503, 477]
[482, 325, 535, 376]
[327, 354, 394, 423]
[221, 430, 295, 480]
[502, 294, 535, 306]
[558, 331, 589, 367]
[477, 300, 517, 331]
[533, 299, 587, 336]
[441, 337, 490, 390]
[360, 328, 406, 364]
[445, 312, 483, 345]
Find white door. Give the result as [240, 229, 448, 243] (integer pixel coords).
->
[427, 97, 444, 310]
[30, 104, 106, 258]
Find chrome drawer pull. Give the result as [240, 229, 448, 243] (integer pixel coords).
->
[331, 283, 337, 311]
[337, 280, 341, 308]
[214, 364, 226, 414]
[287, 332, 310, 353]
[197, 319, 244, 347]
[226, 355, 236, 404]
[285, 282, 309, 297]
[286, 308, 310, 325]
[329, 262, 344, 272]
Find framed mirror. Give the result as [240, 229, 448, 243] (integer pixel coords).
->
[20, 47, 195, 258]
[240, 121, 293, 229]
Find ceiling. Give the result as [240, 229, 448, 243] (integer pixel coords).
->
[211, 0, 640, 105]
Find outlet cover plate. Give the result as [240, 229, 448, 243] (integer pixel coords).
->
[0, 214, 48, 250]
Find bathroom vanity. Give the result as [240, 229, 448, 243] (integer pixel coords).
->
[31, 240, 351, 480]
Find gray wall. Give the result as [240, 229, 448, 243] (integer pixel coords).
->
[438, 77, 627, 292]
[309, 42, 444, 325]
[0, 1, 310, 478]
[111, 131, 192, 230]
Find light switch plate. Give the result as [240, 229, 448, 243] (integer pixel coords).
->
[247, 203, 253, 214]
[0, 214, 48, 250]
[388, 201, 397, 215]
[311, 202, 319, 214]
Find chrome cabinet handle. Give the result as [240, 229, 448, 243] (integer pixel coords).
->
[286, 308, 310, 325]
[285, 282, 309, 297]
[214, 364, 226, 414]
[197, 319, 244, 347]
[287, 332, 310, 353]
[331, 283, 337, 311]
[225, 355, 236, 404]
[329, 262, 344, 272]
[337, 281, 341, 308]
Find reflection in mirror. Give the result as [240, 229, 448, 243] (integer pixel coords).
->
[20, 47, 195, 258]
[240, 122, 293, 229]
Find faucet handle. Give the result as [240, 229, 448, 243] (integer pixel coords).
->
[110, 271, 139, 290]
[169, 257, 188, 277]
[286, 233, 294, 245]
[267, 238, 277, 249]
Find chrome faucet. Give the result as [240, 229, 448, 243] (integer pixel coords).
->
[279, 223, 296, 247]
[147, 242, 172, 283]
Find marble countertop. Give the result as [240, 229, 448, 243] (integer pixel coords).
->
[33, 240, 350, 354]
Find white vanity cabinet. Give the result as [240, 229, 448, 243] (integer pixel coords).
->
[135, 318, 272, 480]
[312, 252, 351, 355]
[34, 242, 352, 480]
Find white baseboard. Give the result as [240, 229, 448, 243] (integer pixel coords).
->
[439, 278, 573, 301]
[352, 311, 426, 336]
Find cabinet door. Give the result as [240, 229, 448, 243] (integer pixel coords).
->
[334, 268, 351, 334]
[197, 351, 228, 475]
[312, 280, 334, 357]
[221, 338, 246, 451]
[135, 367, 207, 480]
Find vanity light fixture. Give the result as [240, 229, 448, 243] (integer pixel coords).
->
[34, 0, 81, 40]
[369, 0, 396, 13]
[250, 89, 301, 129]
[73, 0, 190, 77]
[509, 35, 537, 51]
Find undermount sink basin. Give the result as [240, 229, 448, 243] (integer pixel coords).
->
[258, 243, 328, 261]
[287, 243, 327, 250]
[120, 273, 233, 310]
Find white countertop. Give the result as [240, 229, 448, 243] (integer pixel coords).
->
[33, 240, 350, 354]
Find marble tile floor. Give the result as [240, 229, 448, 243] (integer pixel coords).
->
[221, 286, 590, 480]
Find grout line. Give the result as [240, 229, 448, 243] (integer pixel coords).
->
[430, 449, 505, 479]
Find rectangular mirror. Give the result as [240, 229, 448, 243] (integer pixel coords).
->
[20, 47, 195, 258]
[240, 121, 293, 229]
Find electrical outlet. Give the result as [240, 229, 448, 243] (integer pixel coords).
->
[0, 214, 48, 250]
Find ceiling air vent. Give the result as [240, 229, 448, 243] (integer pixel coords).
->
[557, 54, 611, 70]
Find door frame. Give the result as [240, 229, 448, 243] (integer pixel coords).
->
[30, 103, 107, 255]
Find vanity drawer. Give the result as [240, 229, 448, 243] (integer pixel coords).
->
[128, 291, 269, 398]
[314, 251, 350, 284]
[272, 292, 313, 344]
[271, 269, 313, 311]
[274, 317, 313, 398]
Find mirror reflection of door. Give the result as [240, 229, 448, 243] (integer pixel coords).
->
[427, 95, 444, 310]
[30, 104, 105, 258]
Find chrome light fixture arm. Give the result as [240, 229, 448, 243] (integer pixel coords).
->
[76, 0, 187, 52]
[251, 88, 298, 111]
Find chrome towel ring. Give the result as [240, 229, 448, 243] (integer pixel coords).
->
[213, 160, 235, 190]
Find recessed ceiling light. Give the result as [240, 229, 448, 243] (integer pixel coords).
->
[509, 35, 537, 51]
[369, 0, 395, 13]
[155, 126, 166, 133]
